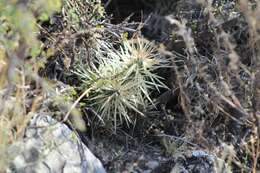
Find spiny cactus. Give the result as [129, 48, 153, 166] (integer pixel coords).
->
[74, 38, 169, 129]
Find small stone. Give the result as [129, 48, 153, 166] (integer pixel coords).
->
[143, 170, 152, 173]
[146, 161, 159, 170]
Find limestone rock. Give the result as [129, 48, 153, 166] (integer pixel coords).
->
[7, 115, 106, 173]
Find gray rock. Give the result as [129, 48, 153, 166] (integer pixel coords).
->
[7, 114, 106, 173]
[145, 161, 159, 170]
[143, 170, 152, 173]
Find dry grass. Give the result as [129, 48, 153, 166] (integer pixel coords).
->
[157, 0, 260, 172]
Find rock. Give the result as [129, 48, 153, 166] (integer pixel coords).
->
[151, 150, 217, 173]
[145, 161, 159, 170]
[7, 114, 106, 173]
[171, 150, 216, 173]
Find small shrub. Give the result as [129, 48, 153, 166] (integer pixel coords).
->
[74, 38, 169, 129]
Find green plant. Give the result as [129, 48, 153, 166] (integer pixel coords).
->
[64, 0, 104, 23]
[0, 0, 61, 57]
[74, 38, 169, 129]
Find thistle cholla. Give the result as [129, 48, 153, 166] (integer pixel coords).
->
[75, 38, 168, 129]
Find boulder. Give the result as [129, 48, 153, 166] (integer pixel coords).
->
[7, 115, 106, 173]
